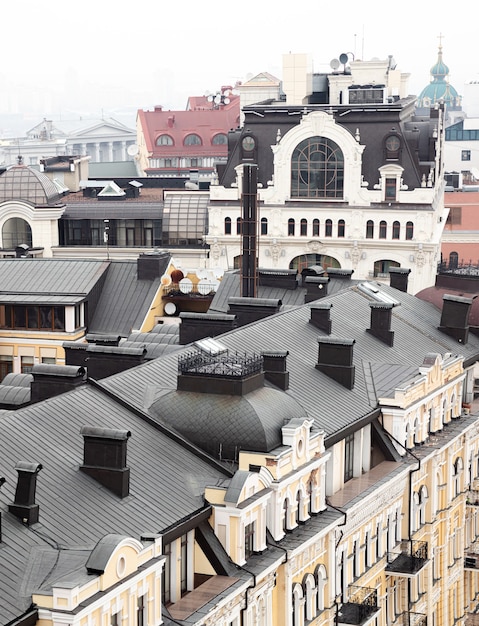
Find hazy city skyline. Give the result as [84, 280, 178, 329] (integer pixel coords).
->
[1, 0, 475, 134]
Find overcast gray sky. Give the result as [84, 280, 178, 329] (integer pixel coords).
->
[0, 0, 475, 127]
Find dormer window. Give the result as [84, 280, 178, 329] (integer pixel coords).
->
[156, 134, 174, 146]
[385, 135, 401, 160]
[291, 137, 344, 199]
[184, 134, 202, 146]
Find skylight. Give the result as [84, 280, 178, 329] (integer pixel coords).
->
[358, 282, 401, 306]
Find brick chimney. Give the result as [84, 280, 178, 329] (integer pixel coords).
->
[439, 294, 475, 344]
[8, 462, 42, 525]
[30, 364, 87, 403]
[304, 276, 329, 303]
[227, 297, 282, 327]
[316, 337, 355, 390]
[179, 312, 237, 345]
[389, 267, 411, 292]
[309, 302, 333, 334]
[259, 269, 298, 290]
[367, 302, 394, 346]
[137, 251, 170, 280]
[80, 427, 131, 498]
[262, 351, 289, 390]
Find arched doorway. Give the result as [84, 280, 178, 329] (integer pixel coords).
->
[2, 218, 32, 248]
[290, 253, 340, 273]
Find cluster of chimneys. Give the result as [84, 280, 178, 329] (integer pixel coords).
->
[1, 427, 130, 538]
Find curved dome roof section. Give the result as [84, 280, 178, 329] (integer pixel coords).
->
[0, 165, 62, 205]
[150, 386, 307, 459]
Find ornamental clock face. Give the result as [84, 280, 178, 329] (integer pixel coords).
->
[386, 135, 401, 152]
[242, 136, 255, 151]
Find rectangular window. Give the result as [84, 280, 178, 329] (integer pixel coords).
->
[0, 355, 13, 382]
[245, 522, 255, 559]
[41, 357, 56, 365]
[385, 178, 397, 200]
[162, 543, 171, 604]
[21, 356, 34, 374]
[181, 534, 188, 595]
[137, 594, 146, 626]
[344, 433, 354, 482]
[462, 150, 471, 161]
[111, 613, 119, 626]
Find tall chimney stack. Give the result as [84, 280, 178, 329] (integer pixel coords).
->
[9, 462, 42, 525]
[241, 164, 259, 298]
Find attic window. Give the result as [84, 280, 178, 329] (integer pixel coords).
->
[156, 134, 173, 146]
[184, 134, 202, 146]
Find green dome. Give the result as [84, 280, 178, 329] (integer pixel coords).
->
[417, 45, 461, 109]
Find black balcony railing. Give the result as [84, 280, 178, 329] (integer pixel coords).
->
[163, 283, 218, 298]
[336, 586, 379, 625]
[386, 540, 428, 575]
[437, 260, 479, 276]
[394, 611, 427, 626]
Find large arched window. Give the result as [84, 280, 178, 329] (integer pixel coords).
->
[184, 134, 202, 146]
[291, 136, 344, 198]
[156, 134, 173, 146]
[2, 218, 32, 248]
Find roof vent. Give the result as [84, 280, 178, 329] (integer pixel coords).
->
[309, 302, 333, 334]
[8, 462, 42, 525]
[316, 337, 355, 389]
[262, 351, 289, 390]
[389, 267, 411, 292]
[439, 294, 475, 344]
[80, 427, 131, 498]
[367, 302, 394, 346]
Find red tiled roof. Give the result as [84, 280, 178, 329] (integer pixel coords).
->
[138, 98, 240, 158]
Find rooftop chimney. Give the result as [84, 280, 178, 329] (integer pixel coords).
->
[301, 265, 325, 285]
[262, 351, 289, 390]
[137, 251, 170, 280]
[227, 297, 282, 327]
[258, 269, 298, 290]
[316, 337, 355, 389]
[9, 462, 42, 525]
[240, 164, 259, 298]
[309, 302, 333, 334]
[30, 364, 87, 403]
[80, 427, 131, 498]
[389, 267, 411, 292]
[179, 312, 237, 345]
[304, 276, 330, 303]
[367, 302, 394, 346]
[439, 294, 475, 344]
[326, 268, 354, 280]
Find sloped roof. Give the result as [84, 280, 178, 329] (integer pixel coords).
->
[101, 281, 479, 446]
[0, 164, 63, 205]
[88, 259, 167, 336]
[0, 384, 230, 623]
[0, 258, 109, 301]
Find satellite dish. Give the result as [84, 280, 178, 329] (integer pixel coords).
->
[223, 89, 231, 97]
[207, 95, 214, 102]
[330, 58, 340, 70]
[223, 97, 230, 105]
[179, 277, 193, 294]
[196, 268, 208, 280]
[127, 144, 139, 156]
[339, 53, 349, 65]
[164, 302, 177, 316]
[212, 267, 224, 279]
[197, 278, 211, 295]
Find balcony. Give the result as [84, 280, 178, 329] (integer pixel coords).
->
[386, 540, 428, 577]
[168, 575, 239, 621]
[394, 611, 427, 626]
[336, 586, 379, 626]
[162, 282, 217, 315]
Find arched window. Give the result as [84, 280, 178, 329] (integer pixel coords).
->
[224, 217, 231, 235]
[156, 134, 173, 146]
[392, 221, 400, 239]
[292, 583, 304, 626]
[288, 218, 295, 236]
[2, 218, 32, 248]
[300, 219, 307, 236]
[212, 133, 227, 145]
[418, 485, 428, 526]
[261, 217, 268, 235]
[325, 219, 332, 237]
[449, 251, 459, 269]
[453, 457, 463, 498]
[315, 565, 327, 612]
[184, 134, 202, 146]
[366, 220, 374, 239]
[379, 220, 387, 239]
[303, 574, 317, 622]
[338, 219, 345, 237]
[406, 221, 414, 240]
[236, 217, 242, 235]
[313, 219, 320, 237]
[291, 136, 344, 198]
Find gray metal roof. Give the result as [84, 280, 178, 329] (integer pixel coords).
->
[61, 202, 162, 219]
[0, 384, 230, 623]
[101, 281, 479, 445]
[0, 258, 109, 298]
[88, 260, 166, 336]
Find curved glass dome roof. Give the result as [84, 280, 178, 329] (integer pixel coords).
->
[0, 164, 62, 205]
[417, 45, 461, 109]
